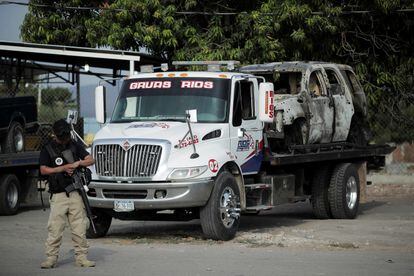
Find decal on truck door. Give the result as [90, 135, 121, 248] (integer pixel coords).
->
[237, 134, 255, 152]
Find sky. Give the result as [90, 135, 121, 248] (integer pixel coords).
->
[0, 1, 119, 118]
[0, 1, 28, 41]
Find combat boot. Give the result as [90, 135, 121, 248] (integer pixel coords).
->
[75, 255, 96, 267]
[40, 256, 57, 269]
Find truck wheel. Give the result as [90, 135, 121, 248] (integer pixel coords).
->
[0, 174, 21, 215]
[200, 171, 241, 241]
[328, 163, 360, 219]
[3, 122, 25, 153]
[86, 208, 112, 238]
[311, 167, 332, 219]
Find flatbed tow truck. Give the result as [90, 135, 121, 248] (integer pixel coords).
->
[87, 61, 395, 240]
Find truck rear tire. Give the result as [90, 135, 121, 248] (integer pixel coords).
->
[0, 174, 21, 215]
[311, 167, 332, 219]
[328, 163, 360, 219]
[86, 208, 112, 238]
[200, 171, 241, 241]
[3, 122, 25, 153]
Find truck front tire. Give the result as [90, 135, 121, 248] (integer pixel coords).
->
[311, 167, 332, 219]
[0, 174, 21, 215]
[328, 163, 360, 219]
[86, 208, 112, 238]
[200, 171, 241, 241]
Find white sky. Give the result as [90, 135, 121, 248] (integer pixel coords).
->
[0, 1, 28, 41]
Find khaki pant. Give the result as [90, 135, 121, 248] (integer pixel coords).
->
[45, 192, 89, 259]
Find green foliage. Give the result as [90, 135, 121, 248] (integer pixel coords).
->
[21, 0, 98, 46]
[20, 0, 414, 142]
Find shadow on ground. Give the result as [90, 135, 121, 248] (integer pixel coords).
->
[100, 202, 314, 243]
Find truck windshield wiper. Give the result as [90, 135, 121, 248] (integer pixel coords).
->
[156, 118, 186, 122]
[110, 119, 138, 123]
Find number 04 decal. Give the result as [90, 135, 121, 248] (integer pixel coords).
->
[208, 159, 219, 173]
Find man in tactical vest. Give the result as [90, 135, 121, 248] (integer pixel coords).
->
[39, 119, 95, 269]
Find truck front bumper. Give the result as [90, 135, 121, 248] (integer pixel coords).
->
[88, 178, 214, 210]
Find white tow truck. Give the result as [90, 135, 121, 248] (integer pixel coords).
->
[87, 61, 392, 240]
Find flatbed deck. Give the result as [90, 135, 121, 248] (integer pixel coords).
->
[265, 143, 395, 167]
[0, 151, 40, 169]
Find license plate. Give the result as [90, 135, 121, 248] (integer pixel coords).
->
[114, 200, 134, 212]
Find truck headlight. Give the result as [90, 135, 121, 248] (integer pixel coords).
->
[167, 166, 207, 180]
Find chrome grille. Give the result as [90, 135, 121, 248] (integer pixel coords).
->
[94, 144, 162, 178]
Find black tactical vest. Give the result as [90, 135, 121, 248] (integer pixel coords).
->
[45, 141, 78, 194]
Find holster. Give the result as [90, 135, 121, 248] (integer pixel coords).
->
[64, 184, 76, 195]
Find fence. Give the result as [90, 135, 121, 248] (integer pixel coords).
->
[367, 91, 414, 175]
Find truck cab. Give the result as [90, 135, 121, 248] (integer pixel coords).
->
[89, 62, 270, 240]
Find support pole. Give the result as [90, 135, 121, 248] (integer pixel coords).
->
[129, 60, 135, 76]
[76, 71, 80, 115]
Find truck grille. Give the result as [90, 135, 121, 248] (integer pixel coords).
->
[94, 144, 162, 178]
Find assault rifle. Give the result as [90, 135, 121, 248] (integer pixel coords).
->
[62, 150, 97, 234]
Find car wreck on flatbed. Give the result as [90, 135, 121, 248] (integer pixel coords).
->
[240, 61, 371, 152]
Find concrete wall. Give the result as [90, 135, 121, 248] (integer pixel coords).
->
[385, 142, 414, 175]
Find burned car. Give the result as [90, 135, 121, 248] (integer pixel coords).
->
[240, 62, 370, 151]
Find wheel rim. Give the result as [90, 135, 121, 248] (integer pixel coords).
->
[346, 176, 358, 210]
[219, 187, 240, 228]
[7, 182, 18, 209]
[14, 130, 24, 152]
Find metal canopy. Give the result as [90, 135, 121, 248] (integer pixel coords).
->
[0, 41, 163, 113]
[0, 40, 162, 74]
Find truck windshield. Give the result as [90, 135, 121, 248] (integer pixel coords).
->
[111, 77, 231, 123]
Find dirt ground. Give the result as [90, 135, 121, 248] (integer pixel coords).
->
[0, 194, 413, 275]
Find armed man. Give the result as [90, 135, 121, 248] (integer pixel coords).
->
[39, 119, 95, 269]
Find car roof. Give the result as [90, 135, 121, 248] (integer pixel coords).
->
[240, 61, 353, 73]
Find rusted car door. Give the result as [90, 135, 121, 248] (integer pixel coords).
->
[305, 69, 334, 143]
[322, 67, 354, 142]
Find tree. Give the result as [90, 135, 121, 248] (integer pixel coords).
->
[21, 0, 99, 46]
[21, 0, 414, 142]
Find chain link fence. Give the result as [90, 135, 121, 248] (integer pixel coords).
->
[367, 93, 414, 175]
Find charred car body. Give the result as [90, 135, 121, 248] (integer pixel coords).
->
[240, 62, 370, 152]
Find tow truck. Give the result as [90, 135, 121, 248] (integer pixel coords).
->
[88, 61, 393, 240]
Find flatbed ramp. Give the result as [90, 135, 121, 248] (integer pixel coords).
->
[265, 144, 395, 166]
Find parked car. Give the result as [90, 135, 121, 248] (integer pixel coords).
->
[240, 61, 371, 152]
[0, 96, 38, 153]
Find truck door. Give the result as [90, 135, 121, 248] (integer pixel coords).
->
[230, 77, 263, 174]
[306, 69, 334, 143]
[323, 68, 354, 142]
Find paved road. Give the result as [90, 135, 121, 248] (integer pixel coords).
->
[0, 197, 413, 276]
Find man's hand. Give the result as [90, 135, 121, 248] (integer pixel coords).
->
[64, 161, 81, 175]
[63, 164, 75, 175]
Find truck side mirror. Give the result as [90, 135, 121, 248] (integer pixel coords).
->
[95, 86, 106, 124]
[258, 82, 274, 123]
